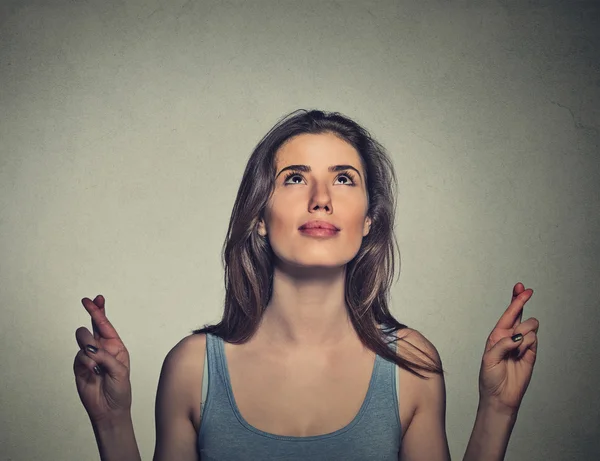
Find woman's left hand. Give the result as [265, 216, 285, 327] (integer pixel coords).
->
[478, 282, 540, 415]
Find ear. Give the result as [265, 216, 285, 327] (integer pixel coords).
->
[363, 216, 372, 237]
[257, 218, 267, 237]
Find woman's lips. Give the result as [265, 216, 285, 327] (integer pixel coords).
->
[299, 228, 340, 237]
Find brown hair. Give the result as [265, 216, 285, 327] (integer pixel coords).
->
[192, 109, 444, 379]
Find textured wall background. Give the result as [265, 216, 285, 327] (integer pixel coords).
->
[1, 1, 598, 460]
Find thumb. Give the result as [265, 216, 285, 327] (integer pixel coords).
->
[486, 333, 523, 365]
[85, 344, 128, 379]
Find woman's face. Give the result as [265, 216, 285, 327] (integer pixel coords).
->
[258, 132, 371, 271]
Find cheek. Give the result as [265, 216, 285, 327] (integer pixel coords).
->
[268, 212, 294, 235]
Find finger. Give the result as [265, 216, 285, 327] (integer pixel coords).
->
[494, 288, 534, 331]
[509, 317, 539, 358]
[513, 317, 540, 337]
[512, 283, 524, 298]
[484, 333, 523, 366]
[515, 330, 538, 359]
[81, 297, 120, 341]
[94, 294, 105, 309]
[75, 326, 97, 351]
[75, 327, 129, 378]
[512, 283, 525, 327]
[81, 341, 128, 379]
[92, 295, 105, 341]
[74, 348, 100, 377]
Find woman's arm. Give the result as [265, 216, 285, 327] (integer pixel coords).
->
[461, 283, 538, 460]
[92, 416, 142, 461]
[396, 330, 520, 461]
[398, 283, 537, 460]
[152, 335, 203, 461]
[88, 335, 203, 461]
[462, 404, 517, 461]
[398, 331, 451, 461]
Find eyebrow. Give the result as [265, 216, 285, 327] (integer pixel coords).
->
[275, 164, 362, 181]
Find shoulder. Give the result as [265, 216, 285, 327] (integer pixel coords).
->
[391, 327, 445, 413]
[394, 327, 443, 371]
[158, 333, 207, 408]
[160, 333, 207, 381]
[165, 333, 207, 363]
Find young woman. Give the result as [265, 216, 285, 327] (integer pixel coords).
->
[73, 110, 539, 461]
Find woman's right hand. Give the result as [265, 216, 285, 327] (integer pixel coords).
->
[73, 295, 133, 426]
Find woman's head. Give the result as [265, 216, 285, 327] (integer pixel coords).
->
[257, 131, 372, 275]
[194, 109, 443, 379]
[211, 109, 399, 334]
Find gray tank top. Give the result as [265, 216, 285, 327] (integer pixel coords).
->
[196, 327, 402, 460]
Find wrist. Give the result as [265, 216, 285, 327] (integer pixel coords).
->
[478, 400, 518, 421]
[92, 413, 133, 432]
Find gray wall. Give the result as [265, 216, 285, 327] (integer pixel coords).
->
[1, 1, 598, 460]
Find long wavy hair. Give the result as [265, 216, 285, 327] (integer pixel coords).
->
[193, 109, 444, 379]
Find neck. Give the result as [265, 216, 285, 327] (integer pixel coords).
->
[254, 264, 357, 351]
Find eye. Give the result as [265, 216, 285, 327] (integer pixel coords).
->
[336, 171, 356, 185]
[283, 170, 357, 186]
[283, 171, 304, 184]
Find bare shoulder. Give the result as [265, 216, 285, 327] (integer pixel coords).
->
[166, 333, 207, 361]
[162, 334, 206, 384]
[394, 327, 443, 372]
[164, 332, 207, 387]
[160, 333, 207, 381]
[158, 333, 207, 420]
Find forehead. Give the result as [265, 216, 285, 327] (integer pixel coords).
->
[275, 132, 362, 167]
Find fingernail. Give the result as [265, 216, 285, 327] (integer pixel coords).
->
[86, 344, 98, 354]
[93, 365, 101, 375]
[511, 333, 523, 342]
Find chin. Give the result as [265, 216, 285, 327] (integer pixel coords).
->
[289, 258, 354, 270]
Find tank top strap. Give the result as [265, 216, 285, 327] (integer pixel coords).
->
[199, 332, 227, 421]
[378, 322, 401, 423]
[201, 334, 209, 409]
